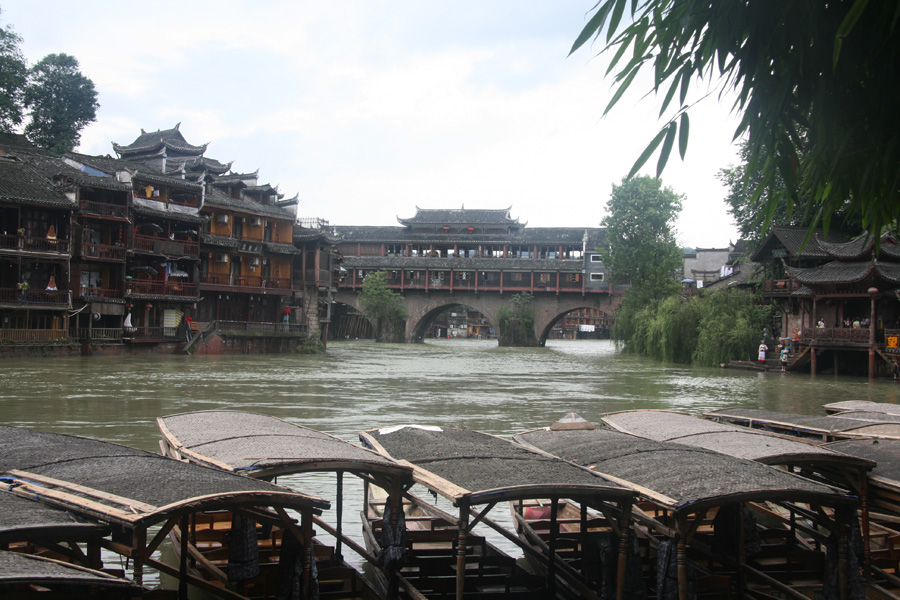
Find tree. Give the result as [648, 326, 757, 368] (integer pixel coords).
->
[600, 175, 683, 305]
[358, 271, 407, 342]
[0, 11, 27, 131]
[719, 140, 863, 251]
[24, 53, 98, 155]
[572, 1, 900, 239]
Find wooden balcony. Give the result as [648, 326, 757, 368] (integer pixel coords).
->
[133, 234, 199, 256]
[801, 327, 873, 345]
[0, 288, 70, 306]
[200, 274, 292, 291]
[80, 241, 126, 262]
[0, 234, 70, 255]
[81, 201, 128, 220]
[0, 328, 69, 343]
[128, 280, 198, 298]
[763, 279, 800, 294]
[77, 286, 123, 300]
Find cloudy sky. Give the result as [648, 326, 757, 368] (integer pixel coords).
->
[4, 1, 742, 248]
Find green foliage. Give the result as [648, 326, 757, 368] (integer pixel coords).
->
[573, 0, 900, 239]
[497, 293, 537, 346]
[614, 288, 766, 366]
[358, 271, 407, 321]
[692, 290, 769, 367]
[718, 140, 863, 253]
[0, 12, 26, 131]
[24, 53, 99, 155]
[600, 176, 682, 304]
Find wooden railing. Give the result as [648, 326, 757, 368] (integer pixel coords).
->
[216, 321, 306, 335]
[81, 201, 127, 219]
[81, 242, 126, 261]
[0, 329, 69, 343]
[0, 234, 70, 254]
[200, 274, 291, 290]
[763, 279, 800, 293]
[802, 327, 874, 344]
[73, 328, 123, 341]
[129, 280, 198, 297]
[77, 286, 123, 299]
[0, 288, 70, 305]
[133, 234, 199, 256]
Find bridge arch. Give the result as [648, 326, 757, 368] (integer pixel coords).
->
[533, 295, 623, 347]
[404, 294, 503, 343]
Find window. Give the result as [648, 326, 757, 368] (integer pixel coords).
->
[539, 273, 551, 282]
[590, 272, 605, 281]
[511, 272, 522, 281]
[590, 254, 603, 263]
[565, 273, 580, 282]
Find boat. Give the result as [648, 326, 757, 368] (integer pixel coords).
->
[824, 401, 900, 417]
[360, 423, 636, 600]
[514, 413, 864, 600]
[0, 550, 147, 599]
[157, 410, 415, 600]
[0, 424, 330, 600]
[704, 406, 900, 441]
[823, 437, 900, 594]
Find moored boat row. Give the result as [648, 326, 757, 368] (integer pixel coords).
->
[4, 402, 900, 599]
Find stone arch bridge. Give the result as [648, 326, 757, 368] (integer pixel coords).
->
[334, 289, 624, 346]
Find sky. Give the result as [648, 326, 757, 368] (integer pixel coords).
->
[3, 1, 743, 249]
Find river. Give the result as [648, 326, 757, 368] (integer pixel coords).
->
[3, 339, 899, 582]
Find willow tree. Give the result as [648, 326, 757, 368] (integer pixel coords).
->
[573, 0, 900, 238]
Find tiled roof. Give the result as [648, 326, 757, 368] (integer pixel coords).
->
[168, 155, 232, 175]
[200, 233, 240, 248]
[785, 261, 900, 285]
[132, 170, 203, 192]
[817, 232, 876, 259]
[264, 241, 302, 255]
[750, 227, 845, 262]
[398, 207, 520, 226]
[881, 244, 900, 260]
[203, 186, 295, 219]
[0, 155, 75, 209]
[112, 124, 207, 157]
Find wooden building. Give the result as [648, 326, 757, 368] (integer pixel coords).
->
[0, 125, 339, 354]
[335, 207, 613, 296]
[754, 227, 900, 377]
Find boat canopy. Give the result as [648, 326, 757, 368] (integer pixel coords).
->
[824, 400, 900, 417]
[0, 489, 108, 547]
[0, 424, 329, 529]
[0, 551, 145, 596]
[158, 410, 412, 483]
[601, 409, 874, 470]
[360, 425, 634, 507]
[705, 406, 900, 441]
[513, 418, 856, 516]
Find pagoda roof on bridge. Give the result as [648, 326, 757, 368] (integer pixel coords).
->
[397, 207, 521, 227]
[334, 225, 604, 246]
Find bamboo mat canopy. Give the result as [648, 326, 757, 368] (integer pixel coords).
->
[0, 489, 108, 545]
[513, 418, 855, 516]
[158, 410, 412, 483]
[601, 409, 874, 470]
[0, 424, 330, 595]
[0, 550, 145, 597]
[361, 425, 633, 506]
[824, 400, 900, 416]
[705, 407, 900, 441]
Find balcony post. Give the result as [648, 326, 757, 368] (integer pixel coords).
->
[869, 287, 878, 380]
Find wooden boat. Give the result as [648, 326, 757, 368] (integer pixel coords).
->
[823, 438, 900, 596]
[0, 550, 147, 599]
[515, 413, 864, 600]
[0, 424, 329, 600]
[157, 410, 415, 600]
[705, 406, 900, 441]
[824, 400, 900, 417]
[360, 423, 636, 600]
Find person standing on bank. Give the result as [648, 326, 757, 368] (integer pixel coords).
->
[758, 341, 769, 363]
[780, 345, 790, 372]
